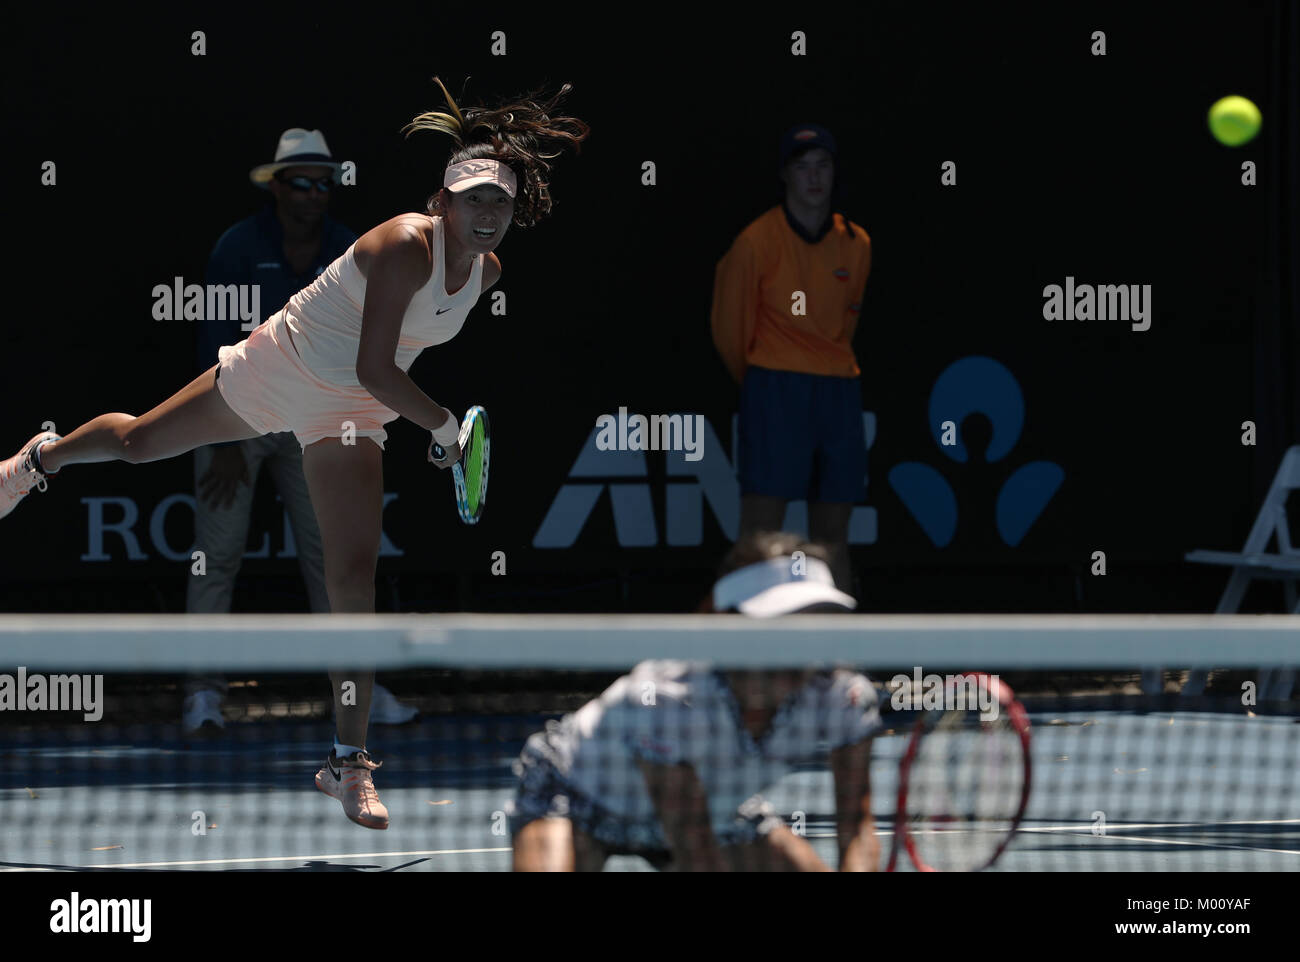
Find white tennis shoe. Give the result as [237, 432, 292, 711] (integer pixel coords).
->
[0, 431, 60, 521]
[315, 749, 389, 830]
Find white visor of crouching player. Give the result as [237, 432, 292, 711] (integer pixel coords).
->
[712, 556, 857, 616]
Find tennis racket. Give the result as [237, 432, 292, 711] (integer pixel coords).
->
[431, 405, 490, 525]
[887, 672, 1031, 872]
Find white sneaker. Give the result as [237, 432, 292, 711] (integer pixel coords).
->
[314, 749, 389, 829]
[182, 689, 226, 733]
[369, 683, 417, 724]
[0, 431, 60, 521]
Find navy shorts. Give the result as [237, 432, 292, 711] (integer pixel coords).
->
[738, 366, 867, 503]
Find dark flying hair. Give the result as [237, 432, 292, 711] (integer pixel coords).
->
[404, 77, 590, 228]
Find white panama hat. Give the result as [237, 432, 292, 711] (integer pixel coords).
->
[250, 128, 342, 188]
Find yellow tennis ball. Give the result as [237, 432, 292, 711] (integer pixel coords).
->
[1207, 95, 1261, 147]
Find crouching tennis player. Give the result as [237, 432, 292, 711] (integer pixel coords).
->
[509, 533, 881, 871]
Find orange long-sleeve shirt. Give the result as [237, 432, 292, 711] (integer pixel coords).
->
[711, 205, 871, 383]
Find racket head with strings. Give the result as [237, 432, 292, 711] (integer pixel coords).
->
[886, 672, 1032, 872]
[448, 406, 489, 524]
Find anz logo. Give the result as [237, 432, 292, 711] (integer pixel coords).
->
[887, 357, 1064, 547]
[534, 412, 878, 548]
[534, 356, 1064, 550]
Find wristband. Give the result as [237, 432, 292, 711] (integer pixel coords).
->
[431, 415, 460, 449]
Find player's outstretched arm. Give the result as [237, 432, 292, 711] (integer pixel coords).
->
[832, 737, 881, 872]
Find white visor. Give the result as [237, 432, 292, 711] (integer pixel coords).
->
[443, 159, 517, 198]
[712, 556, 857, 617]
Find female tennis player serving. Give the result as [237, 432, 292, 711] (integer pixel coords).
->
[0, 78, 588, 831]
[510, 533, 881, 871]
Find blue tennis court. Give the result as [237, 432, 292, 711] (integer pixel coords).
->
[3, 705, 1295, 871]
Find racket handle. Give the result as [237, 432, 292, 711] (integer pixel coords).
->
[431, 443, 446, 461]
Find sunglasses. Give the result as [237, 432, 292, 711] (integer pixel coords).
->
[277, 174, 334, 193]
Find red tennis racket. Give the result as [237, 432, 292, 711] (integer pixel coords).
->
[887, 672, 1032, 872]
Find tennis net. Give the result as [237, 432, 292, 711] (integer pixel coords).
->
[0, 614, 1296, 872]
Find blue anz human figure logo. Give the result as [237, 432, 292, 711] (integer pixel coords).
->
[888, 356, 1063, 548]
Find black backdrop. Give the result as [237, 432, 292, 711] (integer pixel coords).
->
[2, 2, 1296, 614]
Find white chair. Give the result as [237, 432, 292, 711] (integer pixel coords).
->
[1142, 445, 1300, 700]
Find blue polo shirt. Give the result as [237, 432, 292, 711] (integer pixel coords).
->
[198, 204, 356, 444]
[197, 204, 357, 373]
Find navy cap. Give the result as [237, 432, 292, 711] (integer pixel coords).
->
[779, 123, 837, 168]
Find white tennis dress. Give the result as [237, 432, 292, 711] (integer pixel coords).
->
[281, 215, 484, 388]
[508, 660, 881, 852]
[215, 215, 485, 450]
